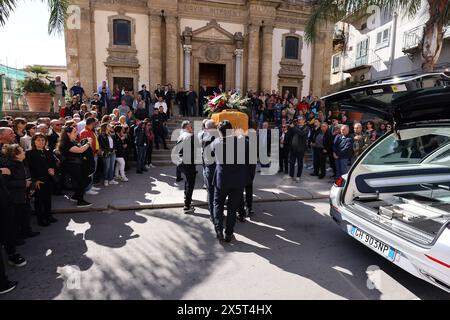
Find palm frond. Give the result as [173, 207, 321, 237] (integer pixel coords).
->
[0, 0, 18, 26]
[372, 0, 421, 19]
[45, 0, 69, 35]
[305, 0, 343, 44]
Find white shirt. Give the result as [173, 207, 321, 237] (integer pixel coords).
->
[77, 120, 86, 133]
[154, 101, 167, 113]
[55, 81, 63, 95]
[107, 135, 114, 149]
[20, 135, 32, 151]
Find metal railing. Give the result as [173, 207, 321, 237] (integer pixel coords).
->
[403, 25, 424, 51]
[1, 89, 27, 111]
[342, 49, 382, 72]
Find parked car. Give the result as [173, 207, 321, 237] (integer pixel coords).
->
[325, 73, 450, 292]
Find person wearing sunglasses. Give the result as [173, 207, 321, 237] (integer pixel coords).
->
[386, 123, 392, 133]
[48, 120, 63, 152]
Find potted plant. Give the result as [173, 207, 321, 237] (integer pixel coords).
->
[17, 66, 54, 112]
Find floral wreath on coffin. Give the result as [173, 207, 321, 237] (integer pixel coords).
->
[203, 92, 250, 116]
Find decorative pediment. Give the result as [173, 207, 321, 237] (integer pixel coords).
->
[192, 20, 235, 42]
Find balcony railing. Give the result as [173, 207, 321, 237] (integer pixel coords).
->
[342, 50, 382, 73]
[403, 25, 424, 53]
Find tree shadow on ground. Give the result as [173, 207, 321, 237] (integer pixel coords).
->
[225, 201, 450, 300]
[0, 215, 93, 300]
[2, 202, 449, 300]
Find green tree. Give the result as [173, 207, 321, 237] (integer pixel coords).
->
[305, 0, 450, 72]
[0, 0, 69, 34]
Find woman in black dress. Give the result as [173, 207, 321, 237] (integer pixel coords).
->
[26, 133, 58, 226]
[1, 144, 32, 267]
[57, 125, 93, 207]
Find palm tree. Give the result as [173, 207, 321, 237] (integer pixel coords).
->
[305, 0, 450, 72]
[0, 0, 69, 34]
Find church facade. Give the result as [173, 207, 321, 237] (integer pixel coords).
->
[65, 0, 333, 98]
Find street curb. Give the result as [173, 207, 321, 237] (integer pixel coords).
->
[51, 194, 330, 214]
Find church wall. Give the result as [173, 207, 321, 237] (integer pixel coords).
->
[94, 10, 149, 91]
[128, 12, 149, 88]
[94, 10, 113, 87]
[272, 28, 312, 98]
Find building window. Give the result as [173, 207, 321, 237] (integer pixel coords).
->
[332, 54, 341, 73]
[356, 38, 369, 66]
[285, 36, 299, 60]
[376, 28, 390, 49]
[113, 19, 131, 46]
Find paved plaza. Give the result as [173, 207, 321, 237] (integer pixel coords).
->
[1, 168, 449, 300]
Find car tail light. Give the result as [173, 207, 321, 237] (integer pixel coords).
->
[334, 176, 345, 188]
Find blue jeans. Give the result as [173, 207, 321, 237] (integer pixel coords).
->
[102, 153, 116, 181]
[86, 155, 98, 191]
[136, 145, 147, 171]
[289, 151, 304, 178]
[203, 165, 216, 217]
[336, 158, 349, 178]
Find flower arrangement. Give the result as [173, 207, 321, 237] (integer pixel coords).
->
[203, 92, 249, 116]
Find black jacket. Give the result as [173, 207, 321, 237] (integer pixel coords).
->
[113, 135, 126, 158]
[323, 129, 334, 154]
[4, 160, 28, 204]
[176, 91, 187, 108]
[138, 89, 151, 105]
[136, 106, 149, 120]
[212, 136, 250, 189]
[154, 89, 165, 101]
[134, 125, 148, 147]
[285, 125, 309, 154]
[26, 149, 56, 183]
[50, 80, 68, 97]
[48, 131, 60, 152]
[98, 133, 116, 154]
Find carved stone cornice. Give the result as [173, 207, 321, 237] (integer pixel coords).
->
[278, 60, 305, 80]
[105, 50, 140, 68]
[178, 0, 246, 23]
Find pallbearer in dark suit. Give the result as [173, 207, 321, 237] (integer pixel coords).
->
[212, 121, 249, 242]
[176, 121, 197, 214]
[238, 128, 257, 221]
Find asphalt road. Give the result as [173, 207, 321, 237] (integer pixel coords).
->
[2, 200, 449, 300]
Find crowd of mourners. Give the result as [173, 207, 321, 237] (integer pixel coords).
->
[0, 79, 392, 294]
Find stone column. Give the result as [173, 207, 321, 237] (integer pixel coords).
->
[246, 23, 260, 93]
[261, 25, 273, 93]
[165, 15, 178, 88]
[183, 45, 192, 89]
[311, 29, 333, 97]
[149, 13, 162, 90]
[65, 1, 95, 94]
[234, 49, 243, 93]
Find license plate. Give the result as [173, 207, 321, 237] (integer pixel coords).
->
[348, 225, 397, 261]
